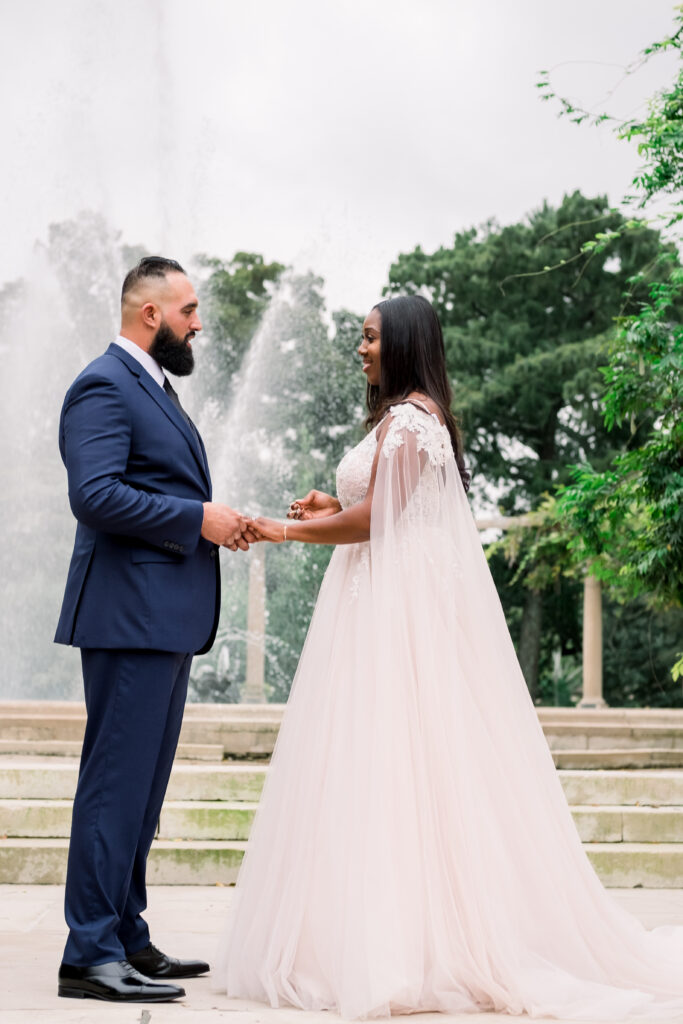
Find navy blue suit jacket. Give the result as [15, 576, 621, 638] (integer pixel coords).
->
[55, 343, 220, 654]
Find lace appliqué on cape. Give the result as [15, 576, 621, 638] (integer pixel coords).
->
[335, 405, 457, 599]
[382, 403, 450, 467]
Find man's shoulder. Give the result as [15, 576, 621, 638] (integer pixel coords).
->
[68, 346, 137, 393]
[60, 348, 141, 417]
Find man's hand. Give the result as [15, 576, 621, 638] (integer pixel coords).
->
[201, 503, 251, 551]
[288, 490, 341, 521]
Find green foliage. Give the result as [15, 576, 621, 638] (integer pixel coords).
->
[192, 252, 285, 408]
[385, 184, 680, 700]
[486, 496, 575, 591]
[385, 191, 664, 511]
[601, 598, 683, 707]
[538, 7, 683, 688]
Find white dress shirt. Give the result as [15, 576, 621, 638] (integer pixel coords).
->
[113, 335, 165, 389]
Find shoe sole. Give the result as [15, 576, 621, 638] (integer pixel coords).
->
[140, 970, 210, 979]
[58, 986, 183, 1002]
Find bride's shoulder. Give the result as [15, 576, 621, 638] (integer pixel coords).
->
[380, 398, 450, 465]
[387, 395, 443, 426]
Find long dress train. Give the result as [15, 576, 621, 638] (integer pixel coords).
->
[215, 402, 683, 1020]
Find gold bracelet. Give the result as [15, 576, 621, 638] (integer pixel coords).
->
[283, 523, 287, 542]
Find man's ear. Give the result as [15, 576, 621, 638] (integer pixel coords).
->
[141, 302, 159, 329]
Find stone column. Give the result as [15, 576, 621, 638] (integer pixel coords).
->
[243, 545, 266, 703]
[578, 574, 607, 709]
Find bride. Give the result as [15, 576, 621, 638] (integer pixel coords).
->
[215, 295, 683, 1019]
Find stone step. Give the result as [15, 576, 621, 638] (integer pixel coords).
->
[3, 702, 683, 761]
[1, 837, 681, 888]
[559, 769, 683, 807]
[0, 838, 247, 885]
[2, 757, 683, 806]
[584, 843, 683, 888]
[0, 739, 225, 761]
[552, 749, 683, 769]
[0, 712, 278, 759]
[0, 799, 259, 840]
[537, 708, 683, 726]
[0, 757, 268, 801]
[571, 805, 683, 843]
[3, 799, 682, 845]
[6, 701, 683, 725]
[0, 700, 283, 718]
[5, 734, 683, 766]
[546, 727, 683, 751]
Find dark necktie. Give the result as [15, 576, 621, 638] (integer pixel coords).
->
[163, 376, 200, 445]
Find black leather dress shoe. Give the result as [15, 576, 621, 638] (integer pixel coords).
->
[58, 960, 185, 1001]
[127, 941, 210, 979]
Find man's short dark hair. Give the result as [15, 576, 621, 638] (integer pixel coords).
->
[121, 256, 186, 302]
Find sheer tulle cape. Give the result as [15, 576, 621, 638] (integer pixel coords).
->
[215, 405, 683, 1020]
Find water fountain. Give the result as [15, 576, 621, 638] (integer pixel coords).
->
[0, 236, 360, 703]
[187, 270, 359, 702]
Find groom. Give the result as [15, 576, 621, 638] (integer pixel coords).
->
[54, 256, 250, 1002]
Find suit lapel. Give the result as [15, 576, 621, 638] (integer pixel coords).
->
[105, 343, 211, 492]
[195, 430, 213, 495]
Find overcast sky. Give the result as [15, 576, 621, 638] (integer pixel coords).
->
[2, 0, 679, 314]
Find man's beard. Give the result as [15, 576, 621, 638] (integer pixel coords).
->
[149, 320, 195, 376]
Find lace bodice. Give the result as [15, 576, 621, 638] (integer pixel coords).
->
[336, 402, 450, 510]
[336, 429, 379, 510]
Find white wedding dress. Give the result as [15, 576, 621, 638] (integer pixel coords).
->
[215, 402, 683, 1020]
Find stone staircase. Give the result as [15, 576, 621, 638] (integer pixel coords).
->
[1, 702, 682, 887]
[540, 708, 683, 770]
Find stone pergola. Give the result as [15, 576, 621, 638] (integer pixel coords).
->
[474, 514, 606, 709]
[243, 519, 606, 708]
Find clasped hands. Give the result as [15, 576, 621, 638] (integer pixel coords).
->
[201, 490, 342, 550]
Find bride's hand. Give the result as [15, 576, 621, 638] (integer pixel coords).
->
[288, 490, 341, 521]
[248, 517, 286, 543]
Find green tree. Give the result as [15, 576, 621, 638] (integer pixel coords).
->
[385, 190, 667, 696]
[192, 251, 285, 410]
[541, 8, 683, 682]
[486, 493, 683, 707]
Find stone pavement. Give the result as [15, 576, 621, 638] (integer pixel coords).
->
[2, 885, 683, 1024]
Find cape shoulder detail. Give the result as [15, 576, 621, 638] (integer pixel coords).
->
[383, 402, 451, 467]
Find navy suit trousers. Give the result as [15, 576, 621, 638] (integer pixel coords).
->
[63, 648, 192, 966]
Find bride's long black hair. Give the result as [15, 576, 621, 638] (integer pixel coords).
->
[365, 294, 470, 492]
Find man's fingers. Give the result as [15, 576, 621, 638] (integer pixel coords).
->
[236, 536, 250, 551]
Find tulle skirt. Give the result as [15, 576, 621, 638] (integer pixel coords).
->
[215, 467, 683, 1019]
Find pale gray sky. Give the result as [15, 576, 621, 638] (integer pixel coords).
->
[2, 0, 679, 313]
